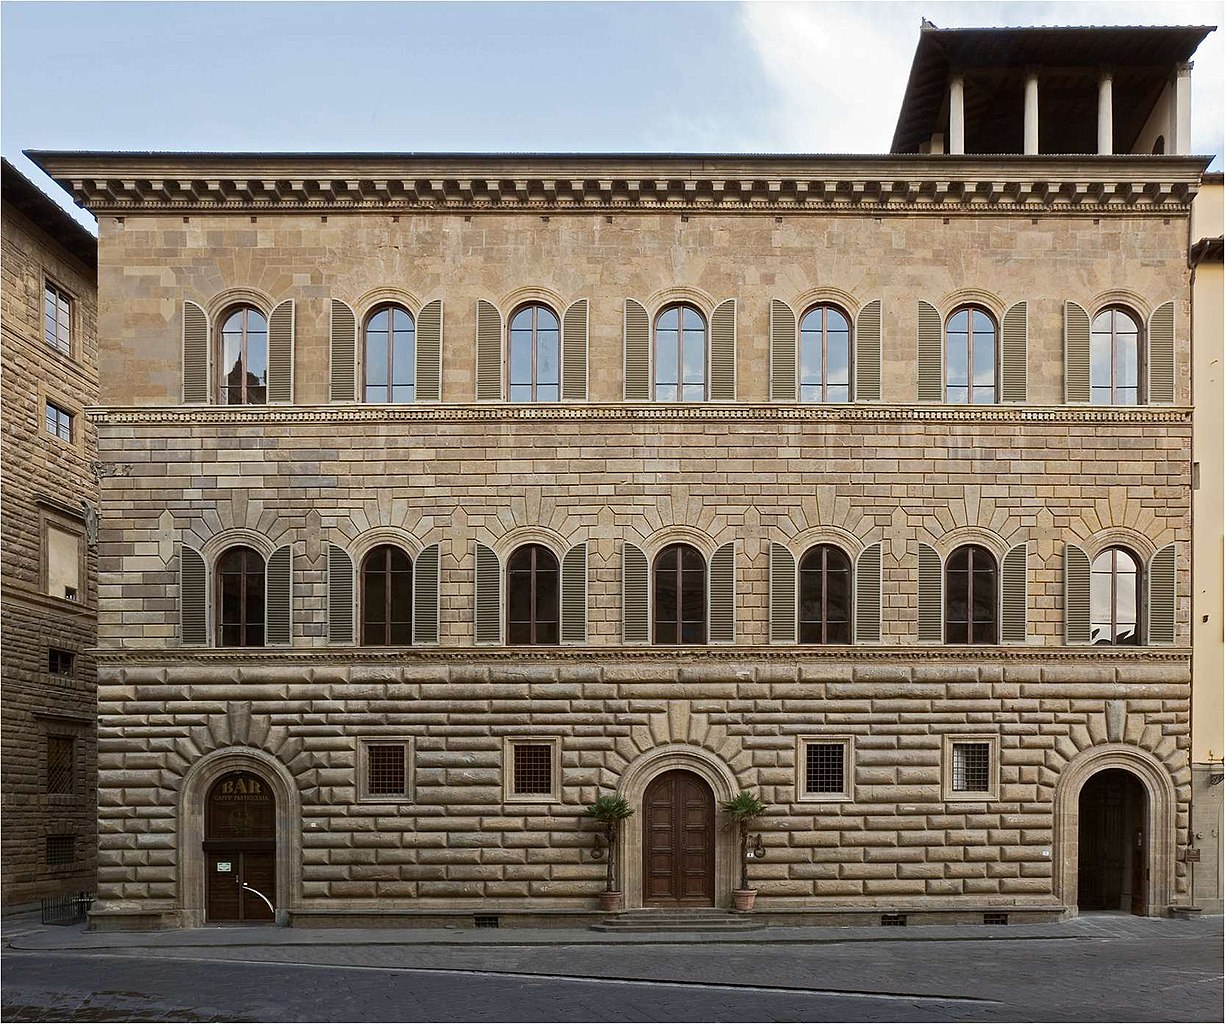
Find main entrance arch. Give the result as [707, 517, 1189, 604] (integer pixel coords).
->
[642, 770, 715, 906]
[1077, 769, 1147, 914]
[205, 771, 276, 922]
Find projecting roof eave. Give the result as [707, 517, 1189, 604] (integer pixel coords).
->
[2, 158, 97, 268]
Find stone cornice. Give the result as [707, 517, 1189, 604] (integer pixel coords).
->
[27, 152, 1208, 216]
[86, 403, 1193, 428]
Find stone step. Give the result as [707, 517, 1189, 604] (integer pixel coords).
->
[590, 909, 763, 932]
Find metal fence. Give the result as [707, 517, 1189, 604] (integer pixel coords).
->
[40, 891, 93, 926]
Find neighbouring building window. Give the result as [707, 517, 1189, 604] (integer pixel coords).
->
[799, 304, 851, 402]
[798, 544, 852, 644]
[950, 741, 992, 794]
[1091, 547, 1140, 645]
[216, 546, 265, 647]
[362, 741, 411, 800]
[504, 738, 560, 801]
[361, 545, 413, 646]
[655, 304, 706, 402]
[219, 305, 268, 404]
[506, 544, 559, 645]
[44, 523, 82, 602]
[508, 304, 560, 402]
[46, 736, 75, 795]
[1091, 307, 1141, 405]
[653, 543, 706, 644]
[44, 281, 72, 355]
[45, 834, 75, 866]
[45, 401, 73, 442]
[945, 544, 998, 644]
[47, 648, 75, 676]
[946, 306, 997, 404]
[802, 741, 849, 799]
[364, 304, 415, 403]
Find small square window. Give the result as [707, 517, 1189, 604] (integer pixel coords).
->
[48, 648, 75, 676]
[502, 737, 560, 803]
[47, 736, 75, 795]
[45, 401, 73, 443]
[358, 739, 412, 801]
[944, 736, 998, 801]
[45, 834, 75, 866]
[796, 736, 853, 801]
[44, 281, 72, 355]
[43, 521, 83, 602]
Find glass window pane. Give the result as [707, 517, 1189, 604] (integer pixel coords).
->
[537, 308, 559, 331]
[509, 331, 532, 385]
[656, 329, 678, 386]
[1117, 334, 1138, 388]
[536, 384, 559, 402]
[682, 306, 703, 331]
[827, 385, 850, 404]
[946, 333, 968, 388]
[972, 328, 995, 385]
[655, 384, 678, 402]
[392, 330, 415, 387]
[949, 309, 968, 332]
[510, 307, 533, 331]
[366, 332, 388, 387]
[657, 307, 679, 331]
[827, 332, 849, 386]
[537, 330, 559, 386]
[682, 331, 705, 385]
[973, 309, 993, 334]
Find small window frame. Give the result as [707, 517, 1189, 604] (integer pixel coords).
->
[795, 735, 854, 802]
[39, 507, 87, 607]
[502, 736, 561, 804]
[43, 277, 75, 358]
[943, 735, 998, 802]
[357, 737, 414, 802]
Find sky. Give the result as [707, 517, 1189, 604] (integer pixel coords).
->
[2, 1, 1221, 231]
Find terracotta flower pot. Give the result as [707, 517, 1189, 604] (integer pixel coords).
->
[731, 889, 757, 912]
[599, 891, 623, 913]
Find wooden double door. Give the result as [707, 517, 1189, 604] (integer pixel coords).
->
[1078, 768, 1147, 915]
[643, 770, 715, 906]
[205, 771, 277, 923]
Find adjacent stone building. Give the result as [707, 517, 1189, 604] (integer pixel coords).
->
[1, 159, 99, 908]
[29, 23, 1217, 929]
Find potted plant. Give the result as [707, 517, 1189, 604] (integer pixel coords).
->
[585, 794, 634, 912]
[721, 790, 766, 912]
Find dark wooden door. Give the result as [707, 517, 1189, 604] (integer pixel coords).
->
[1078, 769, 1145, 914]
[204, 771, 276, 923]
[206, 850, 276, 922]
[643, 770, 714, 906]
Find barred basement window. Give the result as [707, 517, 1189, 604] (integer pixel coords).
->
[367, 744, 407, 797]
[46, 736, 75, 795]
[48, 648, 75, 676]
[503, 737, 560, 802]
[951, 742, 991, 793]
[797, 737, 852, 801]
[514, 745, 552, 795]
[45, 835, 75, 866]
[45, 400, 73, 442]
[44, 281, 72, 355]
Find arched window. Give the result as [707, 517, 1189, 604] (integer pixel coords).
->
[1091, 547, 1140, 645]
[946, 307, 996, 404]
[945, 544, 997, 644]
[219, 306, 267, 405]
[217, 546, 265, 647]
[508, 304, 560, 402]
[799, 305, 851, 403]
[799, 544, 852, 643]
[364, 305, 415, 403]
[506, 544, 559, 644]
[655, 304, 706, 402]
[361, 545, 413, 645]
[1090, 308, 1140, 406]
[653, 543, 706, 643]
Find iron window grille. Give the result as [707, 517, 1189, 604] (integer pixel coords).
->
[512, 744, 553, 796]
[46, 736, 75, 795]
[805, 743, 846, 795]
[951, 742, 992, 793]
[366, 743, 408, 798]
[45, 835, 75, 866]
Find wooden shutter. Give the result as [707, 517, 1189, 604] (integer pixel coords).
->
[623, 299, 651, 401]
[182, 301, 210, 404]
[475, 300, 503, 401]
[622, 541, 649, 643]
[413, 543, 441, 645]
[1001, 301, 1028, 403]
[474, 542, 501, 644]
[855, 542, 882, 643]
[561, 542, 588, 644]
[1147, 544, 1176, 644]
[267, 299, 294, 404]
[917, 543, 943, 642]
[917, 300, 943, 402]
[1001, 542, 1028, 643]
[329, 299, 357, 401]
[769, 299, 797, 401]
[562, 298, 589, 402]
[855, 300, 882, 402]
[179, 544, 207, 645]
[709, 299, 736, 401]
[265, 545, 293, 646]
[326, 543, 355, 645]
[1147, 301, 1175, 404]
[768, 543, 797, 643]
[709, 541, 736, 643]
[1064, 543, 1091, 644]
[416, 299, 443, 402]
[1064, 301, 1091, 403]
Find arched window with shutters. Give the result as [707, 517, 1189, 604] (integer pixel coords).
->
[946, 307, 997, 404]
[361, 545, 413, 645]
[655, 304, 706, 402]
[945, 544, 998, 644]
[216, 546, 265, 647]
[799, 305, 852, 403]
[1090, 307, 1141, 406]
[364, 304, 416, 403]
[798, 544, 852, 643]
[1091, 547, 1140, 645]
[507, 544, 559, 644]
[508, 304, 560, 402]
[218, 305, 268, 405]
[653, 543, 706, 644]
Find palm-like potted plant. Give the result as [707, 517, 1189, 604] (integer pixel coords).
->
[721, 790, 766, 912]
[585, 794, 634, 912]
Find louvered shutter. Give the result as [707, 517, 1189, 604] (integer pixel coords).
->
[182, 301, 210, 404]
[562, 299, 589, 402]
[1064, 301, 1091, 403]
[917, 543, 943, 642]
[561, 542, 588, 644]
[769, 299, 797, 401]
[329, 300, 357, 401]
[855, 542, 883, 643]
[623, 299, 651, 401]
[1001, 542, 1028, 643]
[475, 300, 503, 401]
[917, 300, 943, 402]
[709, 541, 736, 644]
[622, 542, 649, 643]
[474, 542, 501, 644]
[413, 543, 441, 645]
[179, 544, 207, 645]
[1064, 543, 1091, 644]
[1001, 301, 1028, 403]
[1147, 544, 1176, 644]
[416, 299, 443, 402]
[1147, 301, 1175, 404]
[267, 299, 294, 404]
[326, 543, 355, 645]
[768, 543, 797, 643]
[265, 545, 293, 646]
[855, 300, 882, 402]
[710, 299, 736, 402]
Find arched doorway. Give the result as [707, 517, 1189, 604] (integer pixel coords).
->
[205, 770, 276, 922]
[642, 769, 715, 906]
[1077, 768, 1147, 914]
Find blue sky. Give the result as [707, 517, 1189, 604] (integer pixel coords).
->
[3, 1, 1221, 229]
